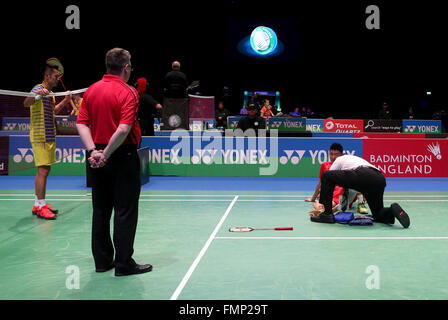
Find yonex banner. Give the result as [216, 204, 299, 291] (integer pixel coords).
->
[402, 120, 442, 133]
[306, 119, 324, 132]
[363, 138, 448, 177]
[324, 119, 364, 133]
[2, 116, 78, 135]
[227, 116, 244, 129]
[2, 117, 31, 131]
[268, 117, 306, 131]
[140, 133, 362, 177]
[0, 137, 8, 175]
[363, 119, 402, 132]
[8, 136, 86, 175]
[55, 116, 78, 135]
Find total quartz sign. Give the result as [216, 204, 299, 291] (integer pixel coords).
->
[363, 139, 448, 177]
[324, 119, 364, 133]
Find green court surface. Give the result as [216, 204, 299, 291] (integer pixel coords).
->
[0, 190, 448, 300]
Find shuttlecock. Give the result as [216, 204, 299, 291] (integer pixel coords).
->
[427, 142, 442, 160]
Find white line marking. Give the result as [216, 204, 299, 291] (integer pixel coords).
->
[170, 195, 239, 300]
[215, 236, 448, 240]
[0, 198, 448, 203]
[0, 193, 447, 198]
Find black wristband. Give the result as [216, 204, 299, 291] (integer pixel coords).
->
[87, 148, 96, 156]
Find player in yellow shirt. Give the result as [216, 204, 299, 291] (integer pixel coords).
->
[70, 94, 82, 116]
[23, 60, 72, 220]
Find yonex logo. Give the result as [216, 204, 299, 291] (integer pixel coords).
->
[271, 121, 282, 128]
[2, 122, 31, 131]
[404, 125, 416, 133]
[230, 121, 239, 129]
[12, 147, 86, 164]
[3, 123, 17, 130]
[279, 150, 306, 165]
[191, 149, 217, 164]
[13, 148, 34, 163]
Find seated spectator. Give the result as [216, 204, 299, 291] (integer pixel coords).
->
[290, 107, 301, 116]
[260, 99, 275, 121]
[237, 103, 266, 132]
[306, 106, 314, 117]
[215, 101, 230, 129]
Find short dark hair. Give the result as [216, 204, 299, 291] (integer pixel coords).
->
[330, 142, 343, 153]
[105, 48, 131, 75]
[40, 63, 59, 79]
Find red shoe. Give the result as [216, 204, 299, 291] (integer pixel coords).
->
[36, 205, 56, 220]
[32, 204, 59, 215]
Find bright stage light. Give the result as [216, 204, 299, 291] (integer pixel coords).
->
[249, 26, 278, 56]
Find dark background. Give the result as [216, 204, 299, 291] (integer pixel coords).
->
[0, 0, 446, 119]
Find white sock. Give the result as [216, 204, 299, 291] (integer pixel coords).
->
[34, 195, 39, 207]
[37, 198, 46, 208]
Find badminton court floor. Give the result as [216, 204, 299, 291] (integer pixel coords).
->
[0, 177, 447, 300]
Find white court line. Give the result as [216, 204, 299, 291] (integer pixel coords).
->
[0, 193, 447, 198]
[170, 195, 239, 301]
[0, 199, 231, 202]
[215, 236, 448, 240]
[0, 198, 448, 202]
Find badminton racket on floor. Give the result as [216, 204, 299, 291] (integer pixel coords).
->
[229, 227, 293, 232]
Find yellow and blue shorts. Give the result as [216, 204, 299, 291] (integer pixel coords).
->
[31, 142, 56, 167]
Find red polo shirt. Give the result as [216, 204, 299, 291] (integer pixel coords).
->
[77, 74, 141, 147]
[319, 161, 344, 204]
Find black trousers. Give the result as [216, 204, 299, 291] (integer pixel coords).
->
[88, 144, 141, 271]
[320, 166, 393, 223]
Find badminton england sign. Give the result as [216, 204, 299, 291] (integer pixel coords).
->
[363, 138, 448, 177]
[141, 133, 362, 177]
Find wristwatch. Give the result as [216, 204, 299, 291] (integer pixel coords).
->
[87, 147, 96, 156]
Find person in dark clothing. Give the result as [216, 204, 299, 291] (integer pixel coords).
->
[378, 102, 392, 119]
[76, 48, 152, 277]
[136, 77, 162, 136]
[163, 61, 188, 98]
[310, 154, 410, 229]
[247, 92, 261, 110]
[215, 101, 229, 129]
[237, 103, 266, 132]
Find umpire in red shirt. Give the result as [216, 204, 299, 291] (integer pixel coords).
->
[76, 48, 152, 276]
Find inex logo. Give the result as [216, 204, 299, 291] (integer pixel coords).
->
[13, 148, 34, 163]
[325, 121, 335, 130]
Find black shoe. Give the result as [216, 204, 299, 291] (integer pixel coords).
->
[310, 213, 335, 224]
[115, 263, 153, 277]
[390, 203, 410, 228]
[95, 261, 115, 273]
[340, 189, 349, 211]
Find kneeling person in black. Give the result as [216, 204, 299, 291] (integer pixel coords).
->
[311, 155, 410, 228]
